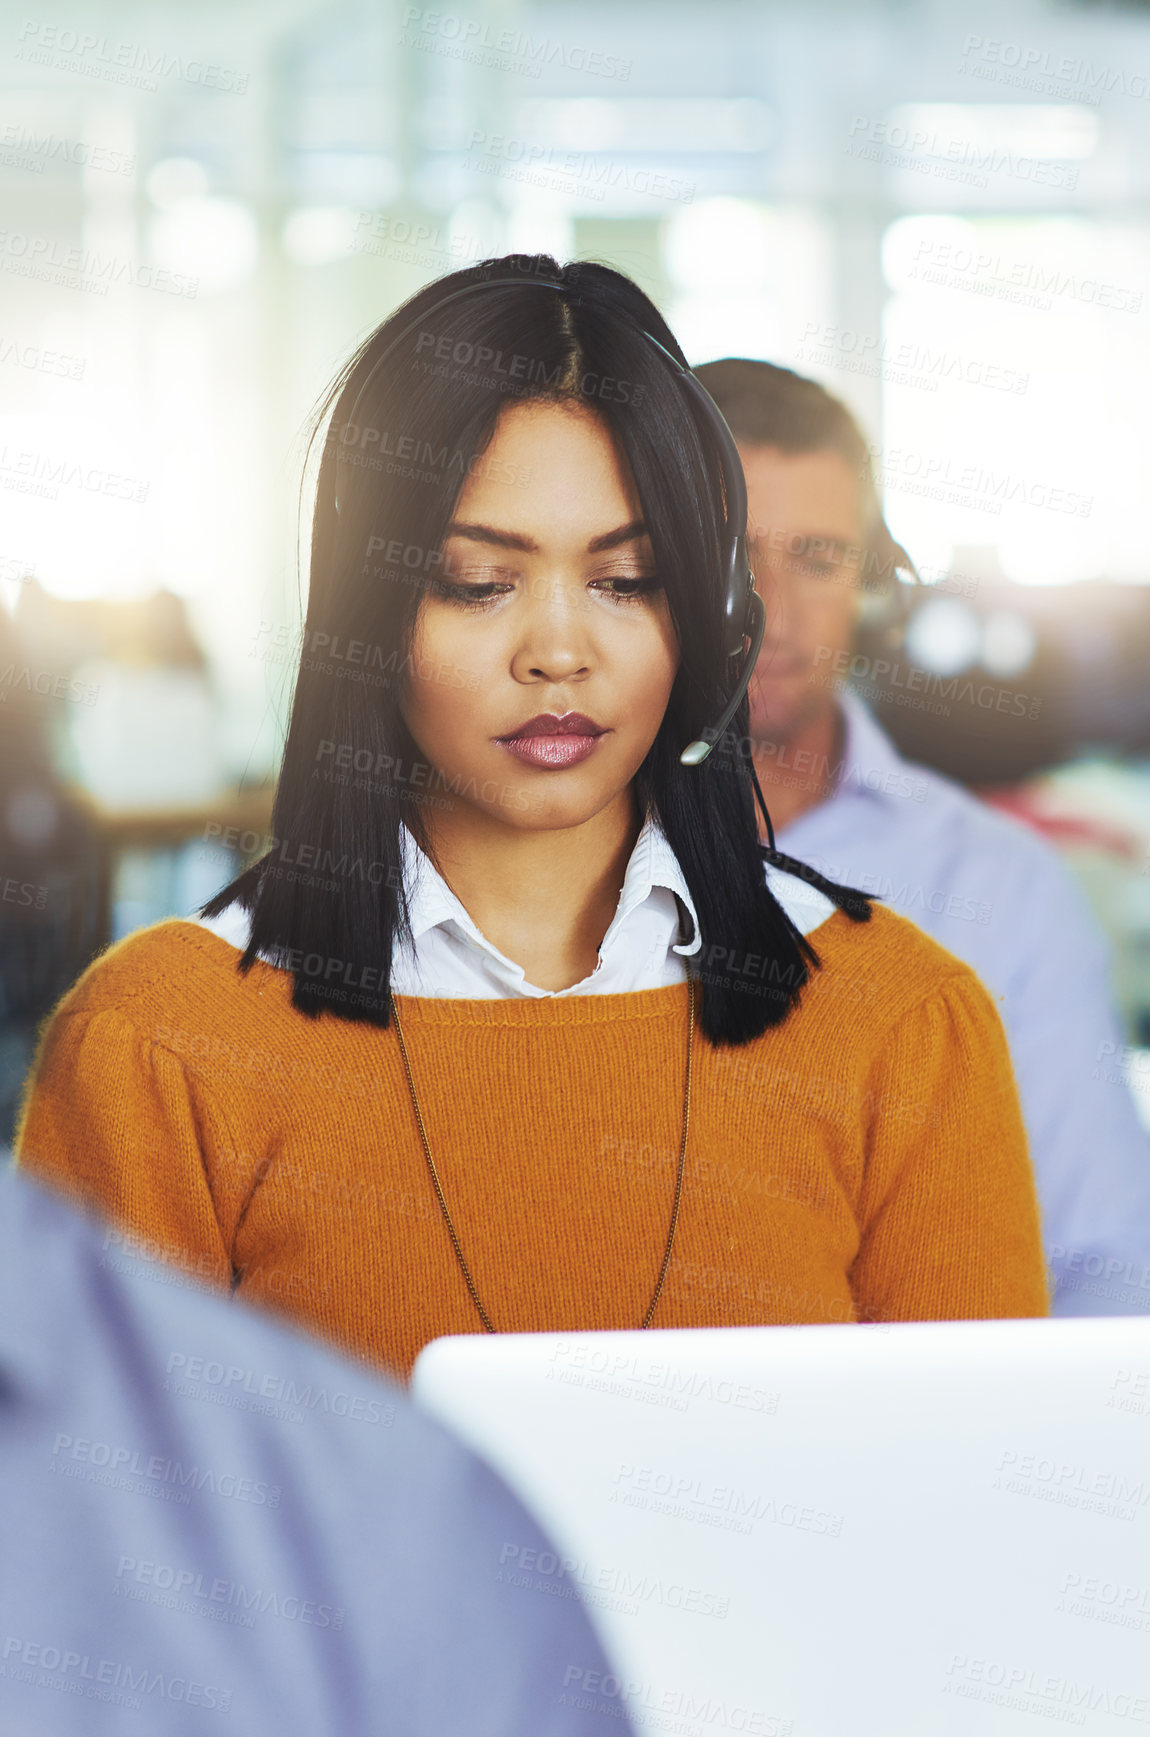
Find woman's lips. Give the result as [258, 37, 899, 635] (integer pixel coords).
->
[498, 732, 605, 769]
[496, 712, 607, 769]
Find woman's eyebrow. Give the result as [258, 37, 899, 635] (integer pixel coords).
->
[445, 521, 537, 552]
[444, 519, 649, 555]
[586, 519, 647, 554]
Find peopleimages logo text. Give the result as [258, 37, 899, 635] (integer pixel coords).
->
[961, 33, 1150, 102]
[0, 228, 198, 297]
[16, 20, 249, 90]
[400, 6, 632, 79]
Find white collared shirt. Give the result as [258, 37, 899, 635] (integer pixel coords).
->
[193, 817, 834, 998]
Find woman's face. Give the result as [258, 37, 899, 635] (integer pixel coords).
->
[400, 398, 680, 833]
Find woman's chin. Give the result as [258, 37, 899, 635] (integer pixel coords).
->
[434, 776, 635, 836]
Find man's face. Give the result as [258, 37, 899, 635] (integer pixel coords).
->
[738, 443, 868, 746]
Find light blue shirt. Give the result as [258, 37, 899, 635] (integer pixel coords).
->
[0, 1166, 633, 1736]
[776, 688, 1150, 1316]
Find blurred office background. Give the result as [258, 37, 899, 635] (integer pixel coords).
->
[4, 0, 1150, 1136]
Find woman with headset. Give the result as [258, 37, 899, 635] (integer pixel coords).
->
[15, 256, 1049, 1379]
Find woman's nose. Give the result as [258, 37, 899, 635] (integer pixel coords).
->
[510, 577, 593, 683]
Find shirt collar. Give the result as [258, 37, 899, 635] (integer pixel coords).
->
[399, 816, 702, 959]
[604, 813, 702, 958]
[830, 686, 908, 805]
[399, 823, 477, 946]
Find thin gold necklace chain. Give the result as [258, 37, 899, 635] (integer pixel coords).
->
[388, 976, 696, 1335]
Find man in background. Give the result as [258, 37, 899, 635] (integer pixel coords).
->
[695, 358, 1150, 1316]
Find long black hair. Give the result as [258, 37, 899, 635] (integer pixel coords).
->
[201, 254, 871, 1044]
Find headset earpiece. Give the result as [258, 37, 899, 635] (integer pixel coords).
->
[857, 521, 920, 649]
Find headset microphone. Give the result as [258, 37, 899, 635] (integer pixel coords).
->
[333, 274, 768, 786]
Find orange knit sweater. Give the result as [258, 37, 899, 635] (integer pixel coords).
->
[15, 907, 1049, 1379]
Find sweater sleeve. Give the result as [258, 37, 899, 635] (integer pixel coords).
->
[849, 968, 1051, 1322]
[14, 1005, 234, 1291]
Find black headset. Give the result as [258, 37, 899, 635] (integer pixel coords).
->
[332, 275, 767, 779]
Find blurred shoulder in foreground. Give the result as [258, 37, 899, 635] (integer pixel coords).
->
[0, 1163, 632, 1737]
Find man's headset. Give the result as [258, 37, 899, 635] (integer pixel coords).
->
[332, 275, 766, 777]
[857, 519, 920, 644]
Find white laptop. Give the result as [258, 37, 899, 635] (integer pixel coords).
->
[414, 1320, 1150, 1737]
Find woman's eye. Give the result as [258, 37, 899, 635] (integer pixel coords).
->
[591, 576, 662, 602]
[429, 578, 512, 609]
[428, 572, 661, 609]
